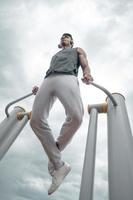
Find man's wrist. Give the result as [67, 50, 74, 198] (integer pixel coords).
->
[83, 67, 91, 75]
[83, 72, 91, 76]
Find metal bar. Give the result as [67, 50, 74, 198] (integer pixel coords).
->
[0, 107, 29, 161]
[107, 93, 133, 200]
[90, 82, 117, 107]
[5, 92, 33, 117]
[88, 103, 108, 114]
[79, 108, 98, 200]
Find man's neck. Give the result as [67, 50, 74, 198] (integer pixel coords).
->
[62, 46, 72, 49]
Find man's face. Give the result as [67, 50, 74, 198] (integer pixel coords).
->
[60, 35, 72, 47]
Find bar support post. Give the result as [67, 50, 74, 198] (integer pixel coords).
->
[0, 107, 29, 160]
[107, 93, 133, 200]
[79, 108, 98, 200]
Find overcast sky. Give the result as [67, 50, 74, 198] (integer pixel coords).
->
[0, 0, 133, 200]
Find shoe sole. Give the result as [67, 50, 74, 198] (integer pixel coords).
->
[48, 166, 71, 195]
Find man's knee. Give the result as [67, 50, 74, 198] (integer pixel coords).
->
[30, 114, 42, 130]
[30, 115, 49, 133]
[73, 111, 83, 126]
[30, 117, 38, 130]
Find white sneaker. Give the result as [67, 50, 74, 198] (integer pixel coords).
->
[48, 161, 54, 176]
[48, 162, 71, 195]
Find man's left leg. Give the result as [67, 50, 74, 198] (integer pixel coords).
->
[56, 76, 84, 151]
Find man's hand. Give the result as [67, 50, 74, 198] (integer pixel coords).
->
[32, 86, 39, 95]
[81, 73, 93, 84]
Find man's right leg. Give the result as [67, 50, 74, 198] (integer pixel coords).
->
[30, 78, 64, 170]
[30, 77, 71, 195]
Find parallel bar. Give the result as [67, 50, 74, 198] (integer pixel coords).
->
[90, 82, 117, 107]
[107, 93, 133, 200]
[79, 108, 98, 200]
[5, 92, 33, 117]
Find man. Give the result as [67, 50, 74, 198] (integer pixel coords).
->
[30, 33, 93, 195]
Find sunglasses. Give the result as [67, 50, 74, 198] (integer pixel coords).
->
[61, 35, 71, 40]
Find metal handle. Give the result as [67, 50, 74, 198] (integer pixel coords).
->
[89, 82, 117, 106]
[5, 93, 34, 117]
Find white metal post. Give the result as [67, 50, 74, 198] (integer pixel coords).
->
[0, 106, 29, 160]
[107, 93, 133, 200]
[79, 108, 98, 200]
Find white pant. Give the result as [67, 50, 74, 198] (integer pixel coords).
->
[30, 74, 84, 170]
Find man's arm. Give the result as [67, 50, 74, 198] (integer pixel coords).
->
[77, 47, 93, 84]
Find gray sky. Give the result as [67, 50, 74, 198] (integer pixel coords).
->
[0, 0, 133, 200]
